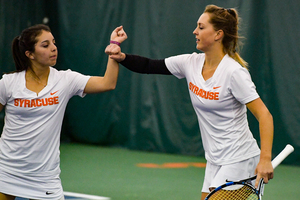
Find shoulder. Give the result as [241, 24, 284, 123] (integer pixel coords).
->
[221, 55, 249, 76]
[1, 71, 24, 84]
[50, 67, 85, 79]
[165, 52, 205, 66]
[166, 52, 204, 61]
[223, 55, 243, 69]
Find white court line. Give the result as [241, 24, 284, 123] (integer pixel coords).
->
[64, 191, 110, 200]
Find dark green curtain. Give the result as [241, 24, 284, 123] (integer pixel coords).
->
[0, 0, 299, 165]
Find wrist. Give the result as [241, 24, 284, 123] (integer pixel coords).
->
[110, 40, 121, 46]
[120, 53, 126, 62]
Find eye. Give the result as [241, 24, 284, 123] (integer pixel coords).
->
[197, 24, 204, 30]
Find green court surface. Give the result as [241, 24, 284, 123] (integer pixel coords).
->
[60, 143, 300, 200]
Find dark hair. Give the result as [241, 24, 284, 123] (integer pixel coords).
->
[204, 5, 248, 68]
[12, 24, 51, 72]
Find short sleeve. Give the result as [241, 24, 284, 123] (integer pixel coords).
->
[64, 70, 91, 98]
[0, 74, 10, 105]
[165, 54, 191, 79]
[230, 68, 259, 104]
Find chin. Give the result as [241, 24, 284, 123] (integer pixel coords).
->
[50, 61, 57, 66]
[196, 46, 203, 51]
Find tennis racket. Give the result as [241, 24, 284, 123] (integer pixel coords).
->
[204, 144, 294, 200]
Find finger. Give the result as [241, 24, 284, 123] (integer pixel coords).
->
[115, 26, 123, 35]
[255, 177, 260, 188]
[105, 45, 120, 54]
[263, 176, 269, 184]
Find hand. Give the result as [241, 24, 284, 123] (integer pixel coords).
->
[254, 158, 274, 188]
[110, 25, 127, 44]
[105, 44, 126, 62]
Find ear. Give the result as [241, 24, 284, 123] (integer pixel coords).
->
[25, 51, 35, 60]
[215, 30, 224, 41]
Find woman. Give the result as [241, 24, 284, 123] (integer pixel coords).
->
[0, 24, 127, 200]
[106, 5, 274, 200]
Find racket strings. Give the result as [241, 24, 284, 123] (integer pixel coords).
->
[208, 185, 258, 200]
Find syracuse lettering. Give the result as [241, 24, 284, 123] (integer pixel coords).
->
[189, 82, 219, 100]
[14, 96, 59, 107]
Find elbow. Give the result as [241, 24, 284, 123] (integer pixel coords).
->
[106, 82, 117, 91]
[266, 111, 273, 122]
[109, 85, 117, 91]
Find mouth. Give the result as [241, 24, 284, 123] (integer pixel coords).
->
[50, 55, 57, 59]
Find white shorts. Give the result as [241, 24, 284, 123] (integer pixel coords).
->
[201, 155, 260, 193]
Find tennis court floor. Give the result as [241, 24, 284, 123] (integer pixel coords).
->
[14, 143, 300, 200]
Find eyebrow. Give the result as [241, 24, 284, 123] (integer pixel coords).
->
[40, 38, 55, 44]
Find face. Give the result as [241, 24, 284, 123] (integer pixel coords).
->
[193, 13, 219, 52]
[28, 30, 57, 68]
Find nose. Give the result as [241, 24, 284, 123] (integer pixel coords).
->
[51, 43, 57, 51]
[193, 28, 197, 35]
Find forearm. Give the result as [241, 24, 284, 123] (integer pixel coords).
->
[259, 111, 274, 161]
[84, 57, 119, 94]
[120, 54, 172, 75]
[103, 57, 119, 90]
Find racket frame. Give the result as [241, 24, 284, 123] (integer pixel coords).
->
[204, 144, 294, 200]
[204, 176, 263, 200]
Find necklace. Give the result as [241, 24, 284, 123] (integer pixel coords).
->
[26, 71, 48, 87]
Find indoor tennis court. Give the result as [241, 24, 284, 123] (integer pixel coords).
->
[1, 1, 300, 200]
[58, 143, 299, 200]
[12, 143, 300, 199]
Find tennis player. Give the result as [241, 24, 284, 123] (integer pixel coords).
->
[106, 5, 274, 200]
[0, 24, 127, 200]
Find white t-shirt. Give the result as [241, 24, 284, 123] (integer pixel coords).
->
[0, 67, 90, 199]
[165, 53, 260, 165]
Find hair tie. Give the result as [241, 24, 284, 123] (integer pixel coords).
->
[227, 8, 234, 16]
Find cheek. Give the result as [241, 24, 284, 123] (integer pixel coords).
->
[200, 32, 215, 44]
[36, 52, 48, 60]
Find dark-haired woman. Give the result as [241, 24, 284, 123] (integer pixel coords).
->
[105, 5, 274, 199]
[0, 24, 127, 200]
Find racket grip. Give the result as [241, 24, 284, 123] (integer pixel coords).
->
[271, 144, 294, 169]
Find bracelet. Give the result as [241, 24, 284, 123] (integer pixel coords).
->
[110, 40, 121, 46]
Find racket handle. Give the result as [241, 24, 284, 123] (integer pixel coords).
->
[271, 144, 294, 169]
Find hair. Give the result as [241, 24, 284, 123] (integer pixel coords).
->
[204, 5, 248, 69]
[11, 24, 51, 72]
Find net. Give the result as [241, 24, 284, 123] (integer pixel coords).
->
[207, 184, 259, 200]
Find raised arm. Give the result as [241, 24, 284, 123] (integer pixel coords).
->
[84, 26, 127, 94]
[246, 97, 274, 188]
[105, 27, 171, 75]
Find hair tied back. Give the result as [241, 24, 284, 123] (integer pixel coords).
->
[226, 8, 235, 16]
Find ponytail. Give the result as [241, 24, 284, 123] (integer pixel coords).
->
[232, 51, 248, 69]
[12, 36, 30, 72]
[204, 5, 248, 69]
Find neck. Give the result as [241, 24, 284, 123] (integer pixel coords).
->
[26, 66, 50, 86]
[204, 51, 225, 69]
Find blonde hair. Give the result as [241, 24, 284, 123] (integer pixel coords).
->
[204, 5, 248, 69]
